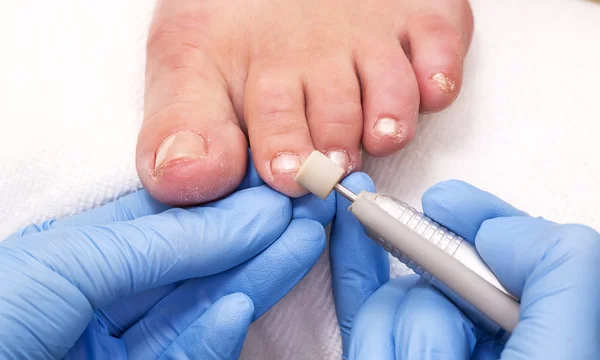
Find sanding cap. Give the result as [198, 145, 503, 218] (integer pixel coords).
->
[295, 151, 346, 199]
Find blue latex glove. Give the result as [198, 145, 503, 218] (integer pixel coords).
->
[331, 174, 600, 360]
[0, 159, 335, 359]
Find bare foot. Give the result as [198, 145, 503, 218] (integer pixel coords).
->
[136, 0, 474, 205]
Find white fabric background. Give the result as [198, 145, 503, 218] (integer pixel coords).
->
[1, 0, 598, 359]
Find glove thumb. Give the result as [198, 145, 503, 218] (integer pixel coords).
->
[476, 217, 600, 359]
[157, 293, 254, 360]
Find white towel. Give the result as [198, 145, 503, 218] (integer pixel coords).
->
[1, 0, 598, 359]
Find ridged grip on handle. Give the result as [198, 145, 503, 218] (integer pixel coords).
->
[368, 194, 513, 298]
[370, 223, 459, 283]
[369, 208, 461, 284]
[349, 192, 520, 340]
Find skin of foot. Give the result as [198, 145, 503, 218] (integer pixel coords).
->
[136, 0, 474, 206]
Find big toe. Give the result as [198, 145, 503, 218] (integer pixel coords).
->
[137, 4, 247, 206]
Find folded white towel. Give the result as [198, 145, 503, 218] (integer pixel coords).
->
[1, 0, 598, 358]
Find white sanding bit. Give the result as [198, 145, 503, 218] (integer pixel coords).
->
[295, 151, 346, 199]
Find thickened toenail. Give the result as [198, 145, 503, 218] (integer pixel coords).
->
[374, 117, 401, 138]
[430, 72, 456, 92]
[155, 131, 207, 170]
[271, 152, 301, 174]
[326, 150, 350, 171]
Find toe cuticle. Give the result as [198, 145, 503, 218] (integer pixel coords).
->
[271, 152, 301, 175]
[154, 131, 208, 170]
[429, 72, 456, 93]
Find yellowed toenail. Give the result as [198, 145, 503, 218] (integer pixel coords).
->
[155, 131, 207, 170]
[374, 117, 401, 138]
[430, 72, 456, 92]
[271, 152, 301, 174]
[326, 150, 350, 172]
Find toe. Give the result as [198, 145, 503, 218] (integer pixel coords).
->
[405, 13, 471, 113]
[244, 67, 313, 197]
[357, 41, 420, 157]
[137, 4, 248, 206]
[304, 57, 363, 173]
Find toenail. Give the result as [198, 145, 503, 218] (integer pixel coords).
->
[271, 152, 301, 174]
[326, 150, 350, 171]
[155, 131, 207, 170]
[429, 72, 456, 92]
[374, 117, 401, 138]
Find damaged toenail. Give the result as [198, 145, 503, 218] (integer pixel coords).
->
[155, 131, 207, 170]
[429, 72, 456, 92]
[326, 150, 350, 171]
[271, 152, 301, 174]
[374, 117, 401, 138]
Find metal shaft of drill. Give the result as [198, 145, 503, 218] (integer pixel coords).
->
[334, 183, 357, 202]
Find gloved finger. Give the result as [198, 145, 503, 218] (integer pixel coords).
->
[28, 153, 265, 337]
[348, 275, 419, 360]
[5, 190, 169, 242]
[7, 150, 264, 241]
[189, 219, 325, 318]
[5, 185, 291, 309]
[95, 185, 334, 337]
[292, 190, 336, 227]
[96, 285, 177, 337]
[470, 339, 503, 360]
[476, 218, 600, 359]
[392, 279, 477, 360]
[122, 218, 327, 359]
[157, 293, 253, 360]
[330, 172, 389, 358]
[421, 180, 527, 242]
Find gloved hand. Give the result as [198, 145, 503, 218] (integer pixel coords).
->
[330, 173, 600, 359]
[0, 159, 335, 360]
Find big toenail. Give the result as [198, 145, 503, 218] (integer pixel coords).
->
[271, 153, 301, 174]
[430, 72, 456, 92]
[374, 117, 401, 138]
[326, 150, 350, 171]
[155, 131, 207, 170]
